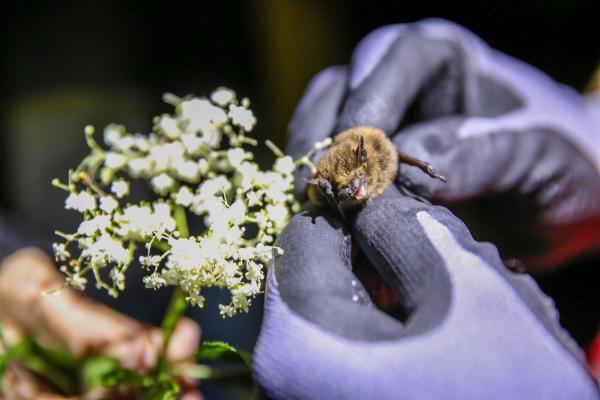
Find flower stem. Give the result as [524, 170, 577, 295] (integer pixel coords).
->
[265, 140, 284, 158]
[160, 287, 187, 349]
[159, 204, 190, 353]
[173, 205, 189, 239]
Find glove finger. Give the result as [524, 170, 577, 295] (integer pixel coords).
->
[352, 185, 588, 364]
[337, 24, 462, 134]
[339, 20, 529, 134]
[271, 206, 405, 340]
[287, 66, 348, 196]
[394, 117, 600, 269]
[393, 117, 575, 201]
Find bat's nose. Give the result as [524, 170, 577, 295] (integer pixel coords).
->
[350, 178, 368, 201]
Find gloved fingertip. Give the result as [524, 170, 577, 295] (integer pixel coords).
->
[350, 24, 406, 89]
[293, 65, 347, 119]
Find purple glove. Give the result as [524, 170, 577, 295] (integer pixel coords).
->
[289, 19, 600, 271]
[254, 188, 598, 399]
[254, 20, 600, 399]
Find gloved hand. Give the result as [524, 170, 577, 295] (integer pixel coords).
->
[287, 19, 600, 271]
[254, 186, 599, 399]
[254, 19, 600, 399]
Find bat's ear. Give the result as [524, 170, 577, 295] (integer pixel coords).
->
[356, 134, 368, 165]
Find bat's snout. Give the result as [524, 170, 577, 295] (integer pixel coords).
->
[350, 178, 368, 201]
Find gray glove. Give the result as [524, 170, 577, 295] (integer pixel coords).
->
[288, 19, 600, 270]
[254, 19, 600, 399]
[254, 187, 598, 399]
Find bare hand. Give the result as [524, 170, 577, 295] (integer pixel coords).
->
[0, 248, 204, 400]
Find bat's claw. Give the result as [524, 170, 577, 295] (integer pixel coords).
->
[425, 164, 448, 183]
[317, 178, 335, 198]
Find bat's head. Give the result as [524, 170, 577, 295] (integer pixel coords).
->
[308, 135, 370, 211]
[335, 134, 370, 208]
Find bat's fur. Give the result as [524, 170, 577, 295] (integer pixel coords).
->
[308, 126, 398, 209]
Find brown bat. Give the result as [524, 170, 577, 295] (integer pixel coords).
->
[307, 126, 447, 214]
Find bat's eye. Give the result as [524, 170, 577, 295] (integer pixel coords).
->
[357, 170, 364, 177]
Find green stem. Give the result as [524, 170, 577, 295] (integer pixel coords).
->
[265, 140, 284, 158]
[173, 205, 189, 239]
[172, 364, 212, 380]
[158, 204, 190, 366]
[160, 287, 187, 349]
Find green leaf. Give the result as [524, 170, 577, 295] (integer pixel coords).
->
[101, 365, 145, 388]
[138, 380, 180, 400]
[0, 322, 7, 381]
[198, 340, 252, 368]
[8, 336, 76, 394]
[0, 353, 8, 382]
[34, 343, 78, 371]
[79, 355, 122, 390]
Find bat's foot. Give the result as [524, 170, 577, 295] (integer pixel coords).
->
[397, 151, 448, 183]
[425, 164, 448, 183]
[317, 178, 335, 199]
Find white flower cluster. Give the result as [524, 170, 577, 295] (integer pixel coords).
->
[52, 88, 322, 317]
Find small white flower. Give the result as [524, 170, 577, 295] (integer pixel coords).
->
[175, 186, 194, 207]
[266, 203, 288, 227]
[180, 133, 205, 155]
[117, 203, 174, 237]
[197, 159, 209, 174]
[197, 176, 232, 200]
[128, 157, 151, 178]
[198, 236, 221, 261]
[140, 255, 162, 267]
[105, 152, 127, 169]
[168, 237, 204, 270]
[82, 234, 129, 266]
[173, 159, 200, 181]
[246, 260, 264, 281]
[117, 205, 153, 236]
[210, 88, 235, 106]
[181, 99, 228, 125]
[274, 156, 295, 175]
[152, 202, 176, 232]
[143, 273, 167, 290]
[223, 225, 244, 245]
[315, 137, 333, 150]
[227, 148, 250, 169]
[132, 134, 150, 152]
[151, 173, 175, 194]
[53, 243, 70, 261]
[114, 135, 135, 152]
[68, 274, 88, 290]
[187, 292, 205, 307]
[99, 196, 119, 214]
[159, 116, 181, 139]
[246, 191, 261, 206]
[225, 200, 247, 225]
[65, 191, 97, 212]
[103, 124, 124, 146]
[110, 268, 125, 289]
[111, 180, 130, 198]
[148, 142, 185, 173]
[228, 105, 256, 131]
[78, 217, 103, 236]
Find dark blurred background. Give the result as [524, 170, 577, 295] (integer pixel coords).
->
[1, 0, 599, 398]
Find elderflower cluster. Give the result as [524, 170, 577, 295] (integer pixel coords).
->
[52, 88, 327, 316]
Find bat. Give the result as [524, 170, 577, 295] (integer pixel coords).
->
[307, 126, 447, 216]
